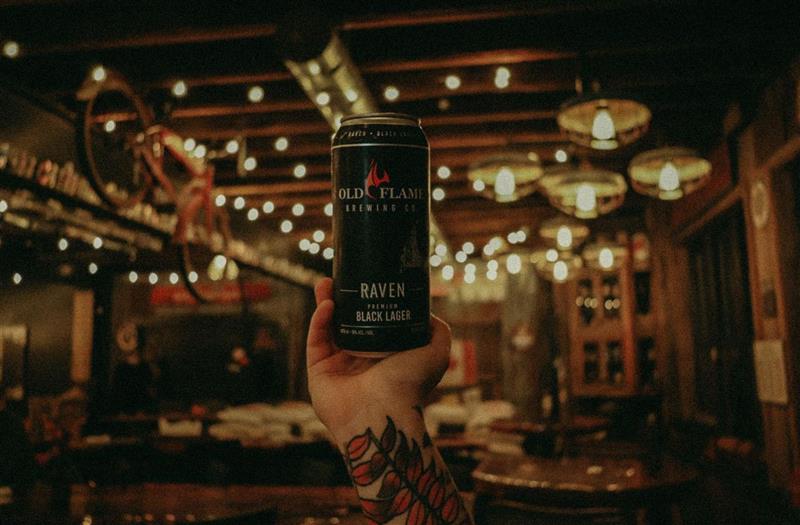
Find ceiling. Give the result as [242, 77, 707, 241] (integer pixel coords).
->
[1, 0, 797, 269]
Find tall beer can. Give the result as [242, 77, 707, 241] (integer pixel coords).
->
[331, 113, 430, 355]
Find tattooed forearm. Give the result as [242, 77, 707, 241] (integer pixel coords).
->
[343, 415, 472, 524]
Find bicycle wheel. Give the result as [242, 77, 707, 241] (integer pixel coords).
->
[76, 73, 155, 209]
[177, 206, 240, 304]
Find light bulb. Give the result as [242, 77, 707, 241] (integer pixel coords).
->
[344, 89, 359, 102]
[58, 238, 69, 251]
[487, 270, 498, 281]
[171, 80, 188, 98]
[383, 86, 399, 101]
[553, 260, 568, 281]
[472, 179, 486, 192]
[324, 203, 333, 216]
[243, 157, 257, 171]
[556, 226, 573, 249]
[262, 201, 274, 213]
[658, 161, 680, 192]
[247, 208, 258, 221]
[506, 254, 522, 274]
[445, 75, 461, 90]
[455, 251, 467, 263]
[309, 243, 320, 255]
[591, 106, 615, 141]
[545, 249, 558, 262]
[274, 137, 289, 151]
[89, 263, 98, 275]
[315, 91, 330, 105]
[555, 149, 568, 163]
[299, 239, 311, 251]
[2, 41, 20, 59]
[312, 230, 325, 242]
[487, 260, 499, 272]
[293, 164, 307, 178]
[193, 144, 206, 158]
[233, 196, 245, 210]
[91, 65, 106, 82]
[280, 220, 293, 233]
[323, 247, 334, 260]
[430, 254, 442, 267]
[225, 140, 239, 154]
[462, 242, 475, 255]
[169, 272, 179, 284]
[599, 247, 615, 269]
[442, 265, 454, 281]
[432, 187, 445, 201]
[247, 85, 265, 103]
[464, 272, 476, 284]
[12, 272, 22, 285]
[104, 120, 116, 133]
[214, 194, 226, 207]
[148, 272, 158, 284]
[434, 244, 447, 257]
[292, 203, 305, 216]
[575, 184, 597, 213]
[494, 167, 516, 196]
[437, 166, 451, 179]
[128, 271, 138, 283]
[183, 138, 196, 151]
[188, 271, 198, 283]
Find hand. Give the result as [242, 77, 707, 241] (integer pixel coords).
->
[306, 277, 451, 440]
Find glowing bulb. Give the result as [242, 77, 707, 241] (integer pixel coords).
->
[280, 220, 293, 233]
[455, 251, 467, 263]
[88, 263, 98, 274]
[233, 196, 245, 210]
[58, 238, 69, 251]
[323, 247, 334, 260]
[262, 200, 274, 213]
[93, 237, 103, 249]
[247, 208, 259, 221]
[464, 263, 476, 274]
[599, 247, 615, 269]
[293, 163, 307, 178]
[247, 85, 265, 103]
[344, 88, 359, 102]
[506, 254, 522, 274]
[312, 230, 325, 242]
[169, 272, 179, 284]
[193, 144, 206, 158]
[383, 86, 399, 101]
[556, 226, 573, 249]
[91, 65, 106, 82]
[462, 242, 475, 255]
[188, 271, 198, 283]
[292, 203, 305, 216]
[128, 271, 138, 283]
[464, 273, 476, 284]
[591, 106, 615, 141]
[555, 149, 568, 163]
[324, 203, 333, 216]
[148, 272, 158, 284]
[658, 161, 680, 192]
[494, 75, 510, 89]
[494, 167, 516, 196]
[472, 179, 486, 192]
[487, 260, 499, 271]
[545, 249, 558, 262]
[432, 187, 445, 201]
[183, 138, 196, 151]
[0, 200, 7, 212]
[575, 184, 597, 213]
[2, 40, 20, 59]
[553, 260, 568, 281]
[225, 140, 239, 154]
[445, 75, 461, 90]
[12, 272, 22, 285]
[315, 91, 330, 105]
[274, 137, 289, 151]
[104, 120, 116, 133]
[494, 66, 511, 89]
[434, 244, 447, 257]
[171, 80, 188, 98]
[243, 156, 257, 171]
[490, 237, 503, 249]
[507, 232, 519, 244]
[483, 245, 496, 256]
[308, 243, 320, 255]
[215, 194, 226, 207]
[516, 230, 527, 243]
[430, 254, 442, 267]
[299, 239, 311, 251]
[442, 265, 454, 281]
[495, 66, 511, 79]
[437, 166, 451, 179]
[487, 270, 498, 281]
[308, 61, 321, 75]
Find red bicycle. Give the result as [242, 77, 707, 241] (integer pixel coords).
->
[75, 68, 237, 303]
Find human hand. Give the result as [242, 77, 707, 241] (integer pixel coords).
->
[306, 277, 451, 441]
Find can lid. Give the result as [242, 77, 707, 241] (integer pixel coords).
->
[340, 112, 420, 126]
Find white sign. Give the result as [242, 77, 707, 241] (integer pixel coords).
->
[753, 339, 788, 405]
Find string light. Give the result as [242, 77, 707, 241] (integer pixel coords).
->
[0, 200, 7, 212]
[247, 208, 259, 221]
[430, 254, 442, 267]
[487, 260, 499, 271]
[88, 263, 98, 274]
[243, 156, 257, 171]
[188, 271, 198, 283]
[183, 138, 196, 151]
[280, 220, 293, 233]
[315, 91, 331, 105]
[2, 40, 20, 59]
[455, 251, 467, 263]
[506, 254, 522, 274]
[434, 243, 447, 257]
[556, 226, 573, 249]
[215, 194, 226, 207]
[312, 230, 325, 242]
[169, 272, 179, 284]
[383, 86, 399, 101]
[487, 270, 498, 281]
[171, 80, 188, 98]
[324, 203, 333, 216]
[274, 137, 289, 151]
[445, 75, 461, 90]
[472, 179, 486, 192]
[464, 263, 476, 274]
[225, 140, 239, 154]
[553, 260, 569, 282]
[555, 149, 568, 163]
[323, 247, 334, 260]
[293, 164, 307, 178]
[93, 237, 103, 249]
[299, 239, 311, 251]
[58, 238, 69, 251]
[292, 203, 305, 216]
[437, 166, 451, 179]
[104, 120, 116, 133]
[462, 242, 475, 255]
[442, 265, 454, 281]
[91, 65, 106, 82]
[12, 273, 22, 285]
[494, 66, 510, 89]
[464, 272, 476, 284]
[128, 271, 138, 283]
[308, 243, 320, 255]
[262, 200, 275, 213]
[247, 85, 265, 103]
[308, 61, 321, 75]
[233, 196, 245, 210]
[193, 144, 206, 158]
[546, 249, 559, 262]
[432, 187, 445, 201]
[516, 230, 527, 242]
[148, 272, 158, 284]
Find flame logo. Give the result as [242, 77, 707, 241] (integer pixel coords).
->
[365, 159, 390, 199]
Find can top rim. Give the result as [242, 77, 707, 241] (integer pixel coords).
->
[340, 112, 420, 126]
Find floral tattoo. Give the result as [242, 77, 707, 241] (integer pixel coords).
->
[344, 416, 471, 524]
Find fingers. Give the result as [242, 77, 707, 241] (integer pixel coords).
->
[314, 277, 333, 306]
[306, 299, 336, 369]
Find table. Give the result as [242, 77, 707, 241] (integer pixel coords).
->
[489, 416, 611, 457]
[472, 453, 699, 524]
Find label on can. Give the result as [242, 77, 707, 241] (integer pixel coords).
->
[332, 120, 430, 353]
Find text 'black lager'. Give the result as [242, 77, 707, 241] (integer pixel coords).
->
[332, 113, 430, 355]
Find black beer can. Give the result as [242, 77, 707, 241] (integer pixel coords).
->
[331, 113, 430, 355]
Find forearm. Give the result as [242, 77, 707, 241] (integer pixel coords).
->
[332, 405, 473, 525]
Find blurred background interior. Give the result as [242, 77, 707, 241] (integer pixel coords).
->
[1, 1, 800, 524]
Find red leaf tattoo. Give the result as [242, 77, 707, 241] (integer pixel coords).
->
[408, 500, 427, 525]
[442, 493, 459, 521]
[347, 432, 370, 461]
[377, 471, 402, 498]
[380, 416, 397, 451]
[407, 442, 423, 481]
[390, 487, 412, 515]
